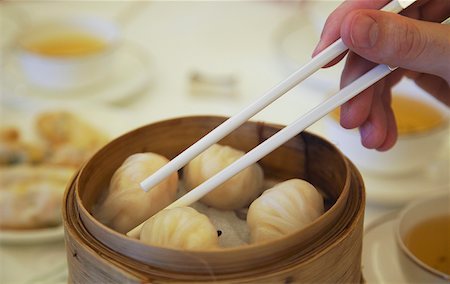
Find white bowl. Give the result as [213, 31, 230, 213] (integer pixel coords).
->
[395, 191, 450, 283]
[15, 16, 120, 90]
[324, 94, 449, 176]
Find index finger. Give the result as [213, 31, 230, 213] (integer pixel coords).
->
[312, 0, 389, 66]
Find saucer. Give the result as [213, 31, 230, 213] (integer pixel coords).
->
[362, 211, 407, 283]
[361, 147, 449, 208]
[1, 41, 154, 106]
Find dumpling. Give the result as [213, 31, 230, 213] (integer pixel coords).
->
[140, 207, 219, 250]
[183, 144, 264, 210]
[0, 165, 73, 230]
[93, 153, 178, 233]
[247, 179, 324, 243]
[35, 111, 109, 168]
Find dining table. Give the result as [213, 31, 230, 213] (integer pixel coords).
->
[1, 1, 447, 283]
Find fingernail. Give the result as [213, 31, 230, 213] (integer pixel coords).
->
[350, 14, 378, 48]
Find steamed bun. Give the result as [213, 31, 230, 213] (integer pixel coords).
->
[140, 207, 219, 250]
[93, 152, 178, 233]
[247, 179, 324, 243]
[183, 144, 264, 210]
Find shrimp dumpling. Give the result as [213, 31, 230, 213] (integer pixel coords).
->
[247, 179, 324, 243]
[183, 144, 264, 210]
[140, 207, 219, 250]
[93, 153, 178, 233]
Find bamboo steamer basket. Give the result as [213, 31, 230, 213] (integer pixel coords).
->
[63, 116, 366, 283]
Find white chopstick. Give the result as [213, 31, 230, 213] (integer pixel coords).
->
[170, 64, 396, 203]
[139, 40, 347, 193]
[139, 0, 414, 194]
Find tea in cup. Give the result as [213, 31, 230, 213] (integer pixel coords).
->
[16, 16, 120, 90]
[395, 191, 450, 283]
[324, 93, 449, 175]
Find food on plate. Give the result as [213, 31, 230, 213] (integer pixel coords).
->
[0, 127, 46, 165]
[35, 111, 109, 168]
[183, 144, 264, 210]
[93, 153, 178, 233]
[140, 207, 219, 250]
[0, 110, 110, 232]
[247, 179, 324, 243]
[0, 166, 73, 229]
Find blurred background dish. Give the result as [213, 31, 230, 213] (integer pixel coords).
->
[1, 41, 153, 107]
[0, 225, 65, 245]
[0, 103, 141, 246]
[0, 166, 73, 233]
[15, 15, 120, 90]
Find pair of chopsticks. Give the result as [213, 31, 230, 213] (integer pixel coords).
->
[128, 0, 448, 238]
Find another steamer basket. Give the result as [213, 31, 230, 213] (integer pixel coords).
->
[63, 116, 366, 283]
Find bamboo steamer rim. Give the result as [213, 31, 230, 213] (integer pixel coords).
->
[70, 116, 356, 274]
[63, 160, 365, 282]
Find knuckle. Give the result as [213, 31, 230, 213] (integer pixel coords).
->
[394, 22, 427, 61]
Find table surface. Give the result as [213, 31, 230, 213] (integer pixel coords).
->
[0, 1, 446, 283]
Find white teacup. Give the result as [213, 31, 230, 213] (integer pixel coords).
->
[15, 15, 120, 90]
[395, 191, 450, 283]
[324, 93, 449, 176]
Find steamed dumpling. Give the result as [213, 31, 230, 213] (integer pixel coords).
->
[183, 144, 264, 210]
[247, 179, 324, 243]
[140, 207, 219, 250]
[93, 153, 178, 233]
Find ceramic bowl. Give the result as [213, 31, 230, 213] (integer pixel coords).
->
[395, 191, 450, 283]
[15, 16, 120, 90]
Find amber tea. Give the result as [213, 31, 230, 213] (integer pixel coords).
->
[403, 215, 450, 275]
[21, 28, 106, 57]
[331, 95, 447, 135]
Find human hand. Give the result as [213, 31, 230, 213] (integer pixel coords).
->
[313, 0, 450, 151]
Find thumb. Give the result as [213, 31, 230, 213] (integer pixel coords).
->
[340, 10, 450, 83]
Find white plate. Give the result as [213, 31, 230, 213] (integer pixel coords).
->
[0, 226, 64, 245]
[362, 211, 407, 283]
[1, 41, 154, 106]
